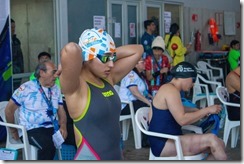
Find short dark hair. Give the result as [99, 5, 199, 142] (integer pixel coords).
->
[230, 40, 239, 48]
[38, 51, 51, 60]
[144, 20, 154, 29]
[11, 19, 15, 23]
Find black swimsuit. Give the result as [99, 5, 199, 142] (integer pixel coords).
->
[228, 90, 240, 120]
[227, 71, 240, 120]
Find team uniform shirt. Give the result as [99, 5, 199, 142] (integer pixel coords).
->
[228, 49, 240, 71]
[119, 70, 149, 109]
[164, 34, 187, 66]
[141, 32, 156, 58]
[145, 55, 170, 92]
[11, 80, 63, 136]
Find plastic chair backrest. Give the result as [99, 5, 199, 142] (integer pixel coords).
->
[216, 86, 240, 113]
[197, 61, 224, 89]
[216, 86, 240, 148]
[193, 74, 210, 97]
[113, 85, 141, 149]
[197, 61, 212, 80]
[135, 107, 205, 160]
[0, 101, 38, 160]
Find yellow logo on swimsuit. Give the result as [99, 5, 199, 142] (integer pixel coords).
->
[102, 90, 114, 97]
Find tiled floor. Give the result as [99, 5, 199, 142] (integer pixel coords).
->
[122, 126, 241, 161]
[0, 125, 241, 161]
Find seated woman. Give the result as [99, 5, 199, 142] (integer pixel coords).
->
[148, 61, 227, 160]
[225, 66, 240, 120]
[119, 58, 152, 147]
[119, 58, 151, 115]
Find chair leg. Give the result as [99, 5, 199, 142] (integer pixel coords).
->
[122, 120, 130, 141]
[57, 148, 62, 160]
[131, 118, 141, 149]
[223, 121, 230, 146]
[149, 149, 155, 160]
[231, 126, 239, 148]
[29, 145, 38, 160]
[135, 125, 142, 149]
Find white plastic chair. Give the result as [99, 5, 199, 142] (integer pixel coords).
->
[192, 74, 222, 108]
[197, 61, 225, 91]
[0, 101, 62, 160]
[0, 101, 37, 160]
[114, 85, 141, 149]
[216, 86, 240, 148]
[135, 107, 205, 160]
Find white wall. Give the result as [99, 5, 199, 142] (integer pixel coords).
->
[167, 0, 240, 11]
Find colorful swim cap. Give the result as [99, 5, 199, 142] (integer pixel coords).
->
[78, 28, 116, 61]
[170, 61, 197, 79]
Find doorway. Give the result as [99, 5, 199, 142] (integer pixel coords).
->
[107, 0, 140, 46]
[10, 0, 56, 89]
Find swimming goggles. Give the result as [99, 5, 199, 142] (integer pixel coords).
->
[97, 54, 117, 63]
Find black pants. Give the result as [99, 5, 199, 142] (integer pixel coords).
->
[23, 127, 56, 160]
[120, 100, 150, 147]
[120, 100, 149, 115]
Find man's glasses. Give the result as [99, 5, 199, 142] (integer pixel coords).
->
[97, 54, 117, 63]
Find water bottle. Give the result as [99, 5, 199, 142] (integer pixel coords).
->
[219, 105, 226, 129]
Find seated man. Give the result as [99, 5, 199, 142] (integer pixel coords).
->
[29, 52, 75, 147]
[225, 66, 240, 120]
[149, 61, 227, 160]
[5, 61, 67, 160]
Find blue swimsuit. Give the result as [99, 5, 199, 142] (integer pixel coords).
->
[148, 103, 182, 157]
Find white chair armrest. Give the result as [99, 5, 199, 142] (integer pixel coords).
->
[194, 83, 210, 96]
[208, 65, 224, 78]
[0, 121, 25, 132]
[144, 129, 184, 159]
[182, 125, 203, 134]
[121, 100, 130, 104]
[223, 102, 240, 108]
[198, 75, 221, 87]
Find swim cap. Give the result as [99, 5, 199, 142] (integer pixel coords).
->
[78, 28, 116, 61]
[170, 62, 197, 78]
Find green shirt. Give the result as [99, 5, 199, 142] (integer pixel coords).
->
[228, 49, 240, 71]
[29, 72, 61, 89]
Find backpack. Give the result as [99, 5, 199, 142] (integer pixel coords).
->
[181, 98, 220, 135]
